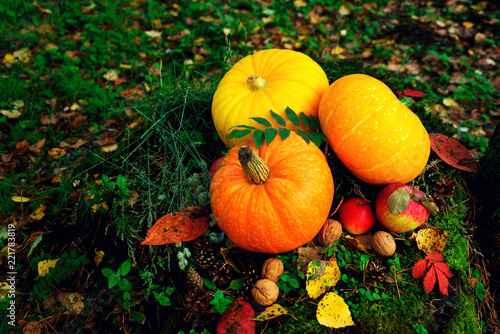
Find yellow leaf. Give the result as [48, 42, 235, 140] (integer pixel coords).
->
[48, 147, 67, 159]
[3, 54, 15, 64]
[253, 304, 297, 321]
[30, 204, 47, 221]
[128, 117, 143, 129]
[294, 0, 307, 7]
[443, 98, 458, 107]
[119, 64, 132, 69]
[145, 30, 162, 38]
[38, 259, 59, 276]
[103, 69, 119, 81]
[13, 100, 25, 108]
[0, 109, 22, 119]
[92, 202, 109, 214]
[331, 47, 345, 55]
[339, 4, 351, 15]
[100, 143, 118, 153]
[13, 48, 31, 63]
[11, 196, 31, 203]
[316, 292, 355, 328]
[415, 228, 448, 255]
[94, 250, 105, 266]
[463, 22, 474, 29]
[306, 259, 340, 299]
[34, 1, 53, 14]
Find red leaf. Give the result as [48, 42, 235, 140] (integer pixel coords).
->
[433, 262, 453, 278]
[429, 133, 480, 172]
[423, 267, 437, 294]
[397, 90, 424, 98]
[435, 265, 451, 296]
[425, 252, 444, 263]
[217, 298, 256, 334]
[140, 206, 210, 245]
[412, 259, 427, 279]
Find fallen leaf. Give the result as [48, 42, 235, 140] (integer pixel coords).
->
[55, 292, 85, 316]
[140, 206, 211, 245]
[22, 321, 43, 334]
[38, 259, 59, 276]
[100, 143, 118, 153]
[443, 98, 458, 107]
[296, 246, 321, 272]
[11, 196, 31, 203]
[30, 204, 46, 221]
[94, 250, 105, 266]
[145, 30, 162, 38]
[253, 304, 297, 321]
[48, 147, 67, 159]
[429, 133, 480, 172]
[306, 259, 340, 299]
[415, 228, 448, 255]
[345, 233, 373, 253]
[216, 298, 255, 334]
[0, 109, 22, 118]
[29, 138, 46, 153]
[316, 292, 355, 328]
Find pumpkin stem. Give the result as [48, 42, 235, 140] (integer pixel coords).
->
[247, 75, 266, 92]
[238, 146, 270, 184]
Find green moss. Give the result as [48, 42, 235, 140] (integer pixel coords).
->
[446, 292, 481, 334]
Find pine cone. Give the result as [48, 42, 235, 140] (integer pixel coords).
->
[364, 258, 386, 283]
[185, 287, 210, 313]
[237, 263, 259, 300]
[208, 263, 233, 288]
[193, 237, 216, 269]
[433, 177, 456, 211]
[186, 267, 203, 289]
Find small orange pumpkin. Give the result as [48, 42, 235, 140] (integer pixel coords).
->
[209, 131, 334, 254]
[212, 49, 329, 148]
[318, 74, 430, 185]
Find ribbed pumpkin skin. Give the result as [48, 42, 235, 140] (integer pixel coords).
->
[212, 49, 329, 148]
[209, 132, 334, 254]
[318, 74, 430, 185]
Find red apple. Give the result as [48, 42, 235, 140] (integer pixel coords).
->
[375, 184, 430, 233]
[209, 156, 224, 180]
[338, 197, 376, 235]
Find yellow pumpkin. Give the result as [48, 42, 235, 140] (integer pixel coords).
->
[209, 131, 334, 254]
[212, 49, 329, 148]
[318, 74, 430, 185]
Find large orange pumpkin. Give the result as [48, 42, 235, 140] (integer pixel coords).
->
[212, 49, 329, 148]
[209, 131, 334, 254]
[318, 74, 430, 185]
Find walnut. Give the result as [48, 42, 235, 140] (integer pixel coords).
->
[261, 258, 284, 282]
[372, 231, 396, 257]
[251, 279, 279, 306]
[317, 219, 343, 247]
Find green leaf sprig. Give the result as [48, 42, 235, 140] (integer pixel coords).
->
[227, 107, 327, 148]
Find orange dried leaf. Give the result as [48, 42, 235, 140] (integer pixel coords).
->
[429, 133, 479, 172]
[141, 206, 210, 245]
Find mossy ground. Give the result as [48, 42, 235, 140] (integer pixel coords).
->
[258, 57, 484, 334]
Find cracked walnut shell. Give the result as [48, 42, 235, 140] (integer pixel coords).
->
[261, 258, 284, 282]
[251, 279, 279, 306]
[372, 231, 396, 257]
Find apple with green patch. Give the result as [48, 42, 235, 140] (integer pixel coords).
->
[375, 184, 439, 233]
